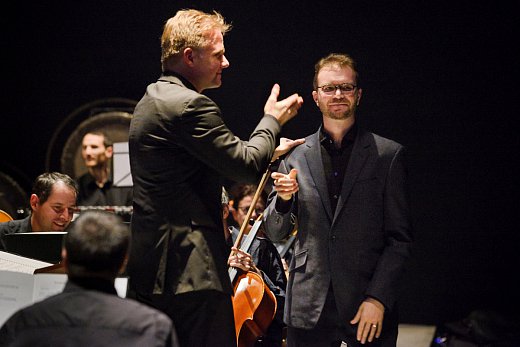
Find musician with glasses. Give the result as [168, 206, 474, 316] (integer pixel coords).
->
[223, 185, 287, 347]
[263, 53, 414, 347]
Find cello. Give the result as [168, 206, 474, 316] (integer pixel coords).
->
[229, 165, 277, 347]
[0, 209, 14, 222]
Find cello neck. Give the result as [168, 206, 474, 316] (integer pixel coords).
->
[229, 216, 263, 283]
[228, 161, 272, 283]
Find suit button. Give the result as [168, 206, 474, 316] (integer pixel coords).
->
[331, 235, 336, 242]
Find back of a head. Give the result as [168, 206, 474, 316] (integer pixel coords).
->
[65, 211, 130, 279]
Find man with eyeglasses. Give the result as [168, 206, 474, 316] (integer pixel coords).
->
[222, 184, 287, 346]
[263, 53, 413, 347]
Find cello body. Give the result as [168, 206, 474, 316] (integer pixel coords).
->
[233, 270, 277, 347]
[228, 164, 279, 346]
[0, 210, 13, 222]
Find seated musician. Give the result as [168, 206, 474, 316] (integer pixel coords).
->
[77, 131, 132, 207]
[0, 211, 179, 347]
[0, 172, 78, 251]
[223, 184, 287, 347]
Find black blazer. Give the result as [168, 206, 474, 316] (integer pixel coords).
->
[127, 73, 281, 296]
[264, 127, 413, 337]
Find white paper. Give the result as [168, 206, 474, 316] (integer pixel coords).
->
[0, 251, 52, 274]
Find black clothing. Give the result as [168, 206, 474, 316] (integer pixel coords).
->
[264, 127, 413, 346]
[229, 226, 287, 347]
[77, 173, 133, 207]
[128, 72, 281, 347]
[320, 124, 357, 213]
[0, 278, 179, 347]
[0, 216, 31, 251]
[136, 289, 236, 347]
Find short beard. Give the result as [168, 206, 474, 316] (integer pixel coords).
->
[325, 109, 352, 120]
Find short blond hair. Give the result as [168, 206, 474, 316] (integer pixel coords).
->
[161, 9, 231, 71]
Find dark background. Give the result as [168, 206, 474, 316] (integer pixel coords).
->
[2, 1, 518, 327]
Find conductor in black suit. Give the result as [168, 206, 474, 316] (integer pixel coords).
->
[264, 53, 414, 347]
[127, 9, 303, 347]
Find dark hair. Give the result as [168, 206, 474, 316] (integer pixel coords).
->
[64, 211, 130, 278]
[83, 131, 113, 147]
[229, 183, 267, 210]
[32, 172, 78, 205]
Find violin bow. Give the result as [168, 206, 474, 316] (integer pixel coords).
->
[231, 161, 273, 250]
[228, 161, 274, 282]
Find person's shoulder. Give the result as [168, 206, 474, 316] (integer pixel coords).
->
[110, 296, 173, 327]
[0, 217, 29, 234]
[1, 290, 65, 328]
[160, 85, 217, 118]
[76, 173, 94, 187]
[360, 129, 405, 151]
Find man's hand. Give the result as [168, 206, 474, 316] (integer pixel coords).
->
[271, 168, 298, 201]
[350, 298, 385, 344]
[228, 247, 257, 273]
[264, 84, 303, 126]
[271, 137, 305, 162]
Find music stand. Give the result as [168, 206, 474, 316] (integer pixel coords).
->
[3, 232, 66, 264]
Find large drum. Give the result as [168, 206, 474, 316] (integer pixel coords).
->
[0, 169, 30, 219]
[45, 98, 137, 179]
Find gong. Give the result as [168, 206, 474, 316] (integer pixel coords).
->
[45, 98, 137, 180]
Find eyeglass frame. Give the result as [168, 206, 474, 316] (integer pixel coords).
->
[317, 83, 358, 95]
[237, 206, 264, 215]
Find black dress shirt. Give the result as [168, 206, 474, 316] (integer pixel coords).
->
[77, 173, 133, 206]
[319, 123, 358, 213]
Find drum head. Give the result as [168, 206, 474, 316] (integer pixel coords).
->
[0, 171, 29, 218]
[45, 98, 137, 179]
[61, 111, 133, 179]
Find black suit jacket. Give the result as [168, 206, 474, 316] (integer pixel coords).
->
[128, 73, 281, 296]
[264, 127, 413, 339]
[0, 216, 31, 251]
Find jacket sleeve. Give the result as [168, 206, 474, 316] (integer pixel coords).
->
[263, 159, 297, 242]
[364, 146, 414, 310]
[173, 94, 281, 182]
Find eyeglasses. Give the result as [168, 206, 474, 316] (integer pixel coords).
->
[238, 206, 264, 215]
[317, 83, 357, 95]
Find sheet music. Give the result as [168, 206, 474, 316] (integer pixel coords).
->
[0, 251, 52, 274]
[0, 271, 35, 325]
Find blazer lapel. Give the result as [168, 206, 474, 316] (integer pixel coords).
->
[332, 129, 370, 224]
[305, 130, 334, 222]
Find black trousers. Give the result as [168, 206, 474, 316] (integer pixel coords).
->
[287, 286, 396, 347]
[136, 289, 237, 347]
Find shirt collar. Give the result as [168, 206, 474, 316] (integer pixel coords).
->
[319, 122, 358, 149]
